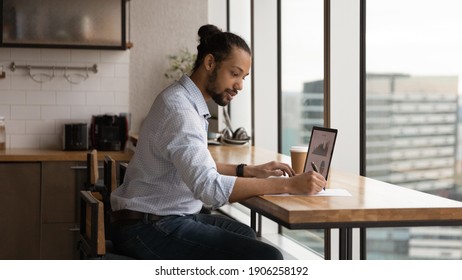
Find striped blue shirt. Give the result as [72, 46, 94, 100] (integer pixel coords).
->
[111, 75, 236, 215]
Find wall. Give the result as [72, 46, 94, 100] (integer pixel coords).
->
[0, 0, 208, 149]
[129, 0, 208, 133]
[0, 48, 129, 149]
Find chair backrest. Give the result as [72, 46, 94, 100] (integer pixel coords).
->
[119, 162, 129, 186]
[86, 149, 99, 187]
[79, 190, 134, 260]
[102, 155, 119, 239]
[79, 190, 106, 258]
[104, 155, 117, 193]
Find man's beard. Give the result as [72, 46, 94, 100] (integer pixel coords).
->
[206, 67, 230, 107]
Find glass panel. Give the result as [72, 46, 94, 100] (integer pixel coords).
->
[366, 0, 462, 259]
[280, 0, 325, 257]
[2, 0, 123, 47]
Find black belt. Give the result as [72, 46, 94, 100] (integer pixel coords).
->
[111, 209, 164, 224]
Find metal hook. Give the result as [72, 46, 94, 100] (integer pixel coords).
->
[28, 65, 54, 83]
[64, 67, 89, 84]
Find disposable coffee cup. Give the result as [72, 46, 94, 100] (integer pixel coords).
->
[290, 146, 308, 174]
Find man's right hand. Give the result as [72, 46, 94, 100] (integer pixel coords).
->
[287, 171, 326, 195]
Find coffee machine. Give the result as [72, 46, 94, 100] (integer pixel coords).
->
[90, 114, 128, 151]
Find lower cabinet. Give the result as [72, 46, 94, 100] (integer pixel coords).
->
[41, 161, 86, 259]
[40, 223, 80, 259]
[0, 163, 41, 259]
[0, 161, 86, 260]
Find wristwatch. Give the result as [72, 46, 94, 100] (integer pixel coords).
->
[236, 163, 247, 177]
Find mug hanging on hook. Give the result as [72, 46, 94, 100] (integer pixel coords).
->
[28, 66, 54, 83]
[64, 67, 89, 84]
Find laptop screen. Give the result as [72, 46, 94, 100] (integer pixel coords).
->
[303, 126, 338, 179]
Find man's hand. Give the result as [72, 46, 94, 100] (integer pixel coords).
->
[287, 171, 326, 195]
[245, 161, 296, 178]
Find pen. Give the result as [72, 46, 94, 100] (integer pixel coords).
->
[311, 161, 325, 191]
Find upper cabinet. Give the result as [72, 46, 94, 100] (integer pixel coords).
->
[1, 0, 128, 50]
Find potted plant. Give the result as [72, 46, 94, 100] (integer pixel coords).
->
[164, 48, 196, 81]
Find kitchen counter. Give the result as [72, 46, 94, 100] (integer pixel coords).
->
[0, 147, 133, 260]
[0, 148, 133, 162]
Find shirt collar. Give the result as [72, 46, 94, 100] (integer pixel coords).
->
[179, 75, 211, 119]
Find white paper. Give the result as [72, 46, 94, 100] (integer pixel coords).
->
[265, 188, 351, 197]
[312, 188, 351, 197]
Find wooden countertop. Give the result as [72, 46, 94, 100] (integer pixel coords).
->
[242, 168, 462, 228]
[0, 149, 133, 162]
[208, 145, 462, 228]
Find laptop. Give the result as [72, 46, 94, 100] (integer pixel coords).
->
[303, 126, 338, 179]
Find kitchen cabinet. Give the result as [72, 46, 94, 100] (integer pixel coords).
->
[0, 162, 41, 259]
[1, 0, 128, 50]
[40, 161, 86, 259]
[0, 161, 86, 259]
[0, 149, 132, 259]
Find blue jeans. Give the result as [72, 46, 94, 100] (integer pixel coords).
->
[110, 213, 283, 260]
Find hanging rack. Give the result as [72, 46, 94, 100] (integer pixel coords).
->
[9, 62, 98, 84]
[9, 62, 98, 74]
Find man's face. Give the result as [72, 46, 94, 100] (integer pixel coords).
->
[205, 47, 251, 106]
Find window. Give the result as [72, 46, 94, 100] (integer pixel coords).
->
[281, 0, 325, 155]
[365, 0, 462, 259]
[280, 0, 326, 257]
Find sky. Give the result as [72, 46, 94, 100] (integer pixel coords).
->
[281, 0, 462, 95]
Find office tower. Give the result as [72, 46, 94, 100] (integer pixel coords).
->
[366, 74, 461, 259]
[366, 74, 458, 191]
[283, 75, 461, 259]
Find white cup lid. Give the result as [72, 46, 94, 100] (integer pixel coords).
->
[290, 146, 308, 152]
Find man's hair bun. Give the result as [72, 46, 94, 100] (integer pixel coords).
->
[198, 24, 222, 41]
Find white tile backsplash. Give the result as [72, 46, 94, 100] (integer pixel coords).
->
[11, 105, 41, 119]
[101, 51, 129, 63]
[70, 76, 101, 91]
[5, 120, 25, 134]
[101, 77, 129, 92]
[26, 91, 56, 105]
[11, 75, 42, 90]
[0, 90, 26, 104]
[86, 91, 115, 105]
[2, 48, 129, 149]
[26, 120, 56, 134]
[0, 75, 12, 89]
[71, 50, 101, 63]
[115, 64, 129, 78]
[56, 91, 86, 105]
[11, 48, 42, 62]
[115, 92, 129, 105]
[10, 134, 41, 149]
[96, 63, 116, 77]
[41, 75, 73, 91]
[70, 106, 101, 120]
[0, 105, 10, 118]
[40, 49, 71, 62]
[40, 134, 62, 150]
[41, 105, 71, 120]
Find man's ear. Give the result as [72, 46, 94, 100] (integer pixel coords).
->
[204, 54, 215, 71]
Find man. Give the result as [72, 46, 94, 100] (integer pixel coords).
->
[110, 24, 326, 260]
